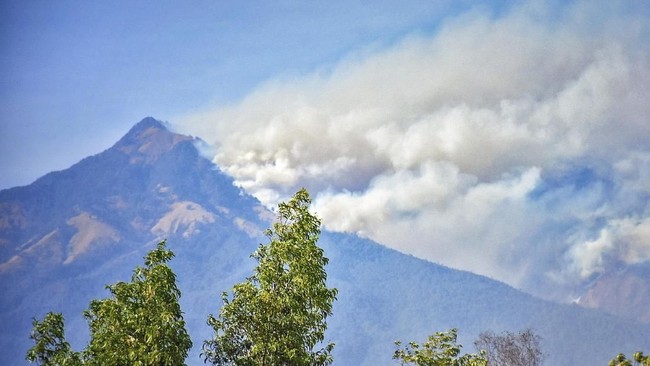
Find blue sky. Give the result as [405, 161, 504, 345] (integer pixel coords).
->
[1, 0, 500, 189]
[2, 0, 649, 302]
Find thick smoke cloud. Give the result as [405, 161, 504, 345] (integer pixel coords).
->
[180, 1, 650, 301]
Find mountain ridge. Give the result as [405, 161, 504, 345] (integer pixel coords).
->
[1, 117, 648, 365]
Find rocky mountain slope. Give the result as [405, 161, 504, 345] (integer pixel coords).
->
[1, 117, 648, 365]
[577, 264, 650, 323]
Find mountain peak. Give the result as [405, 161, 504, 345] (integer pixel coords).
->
[114, 117, 193, 163]
[123, 117, 168, 138]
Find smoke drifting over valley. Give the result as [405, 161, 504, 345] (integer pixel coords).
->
[180, 1, 650, 301]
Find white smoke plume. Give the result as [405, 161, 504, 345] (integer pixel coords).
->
[180, 0, 650, 301]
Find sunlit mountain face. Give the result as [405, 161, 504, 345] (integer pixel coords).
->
[1, 118, 648, 366]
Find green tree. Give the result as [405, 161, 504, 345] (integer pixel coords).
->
[26, 312, 81, 365]
[474, 328, 544, 366]
[394, 328, 487, 366]
[203, 188, 338, 366]
[84, 240, 192, 365]
[26, 240, 192, 366]
[610, 352, 650, 366]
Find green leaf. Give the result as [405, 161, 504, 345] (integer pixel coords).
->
[203, 189, 337, 366]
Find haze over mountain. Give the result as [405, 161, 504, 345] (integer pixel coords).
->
[3, 0, 649, 322]
[1, 118, 648, 365]
[180, 0, 650, 306]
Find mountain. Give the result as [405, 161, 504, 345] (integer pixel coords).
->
[577, 264, 650, 323]
[1, 117, 649, 365]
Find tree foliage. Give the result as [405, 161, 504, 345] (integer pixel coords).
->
[203, 188, 338, 366]
[474, 328, 543, 366]
[26, 312, 81, 366]
[394, 328, 487, 366]
[610, 352, 650, 366]
[83, 240, 192, 365]
[26, 240, 192, 365]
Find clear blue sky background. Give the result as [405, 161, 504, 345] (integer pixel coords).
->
[0, 0, 504, 190]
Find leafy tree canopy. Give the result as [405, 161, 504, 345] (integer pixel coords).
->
[394, 328, 487, 366]
[84, 240, 192, 365]
[610, 351, 650, 366]
[26, 312, 81, 366]
[26, 240, 192, 366]
[203, 188, 338, 366]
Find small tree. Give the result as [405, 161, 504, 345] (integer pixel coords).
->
[474, 328, 543, 366]
[84, 240, 192, 365]
[203, 188, 338, 366]
[610, 352, 650, 366]
[26, 240, 192, 366]
[394, 328, 487, 366]
[26, 312, 81, 365]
